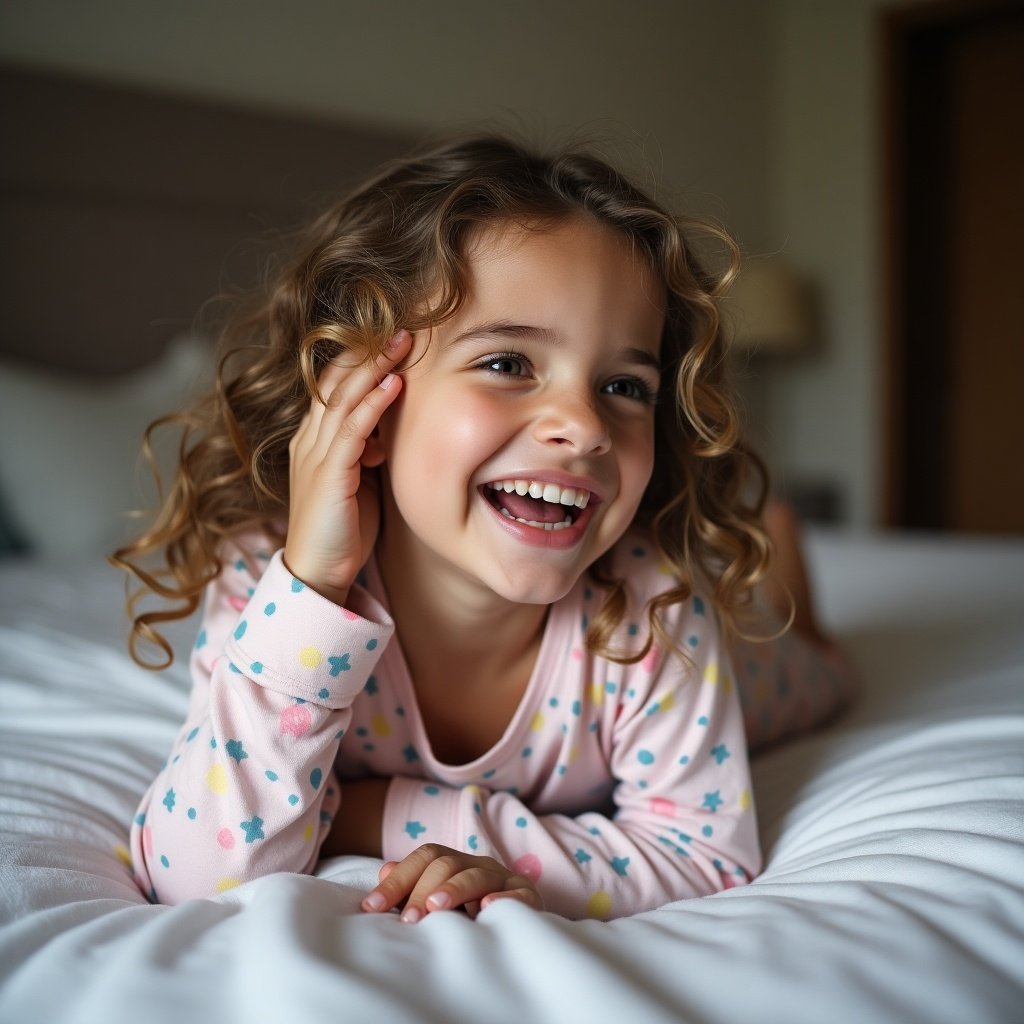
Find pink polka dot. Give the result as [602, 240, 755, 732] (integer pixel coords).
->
[279, 704, 313, 738]
[571, 647, 583, 662]
[650, 797, 676, 817]
[341, 608, 359, 621]
[513, 853, 543, 883]
[228, 595, 247, 612]
[142, 826, 153, 856]
[641, 645, 661, 674]
[720, 871, 740, 890]
[217, 828, 235, 850]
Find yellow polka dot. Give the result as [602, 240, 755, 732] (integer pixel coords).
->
[657, 691, 675, 713]
[206, 763, 228, 795]
[568, 745, 580, 763]
[113, 844, 132, 868]
[215, 878, 242, 894]
[704, 662, 720, 686]
[463, 784, 480, 798]
[586, 890, 613, 919]
[723, 673, 734, 695]
[303, 822, 315, 842]
[530, 711, 545, 731]
[657, 560, 675, 576]
[591, 681, 605, 706]
[739, 789, 752, 812]
[371, 713, 391, 737]
[299, 646, 323, 669]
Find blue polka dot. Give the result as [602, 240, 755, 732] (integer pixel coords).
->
[572, 700, 582, 716]
[210, 738, 217, 749]
[250, 662, 263, 674]
[687, 635, 699, 648]
[356, 727, 368, 737]
[516, 817, 527, 828]
[265, 770, 278, 781]
[162, 788, 176, 812]
[468, 834, 478, 850]
[679, 755, 690, 765]
[698, 715, 709, 727]
[228, 662, 241, 674]
[424, 785, 440, 795]
[366, 638, 378, 651]
[290, 578, 305, 593]
[638, 749, 655, 765]
[135, 813, 146, 826]
[549, 697, 559, 708]
[702, 825, 714, 837]
[521, 747, 532, 758]
[318, 688, 330, 700]
[632, 546, 646, 558]
[195, 629, 207, 649]
[628, 623, 639, 636]
[482, 769, 497, 779]
[186, 727, 199, 742]
[693, 596, 706, 615]
[187, 807, 197, 820]
[234, 559, 246, 571]
[233, 620, 247, 641]
[288, 794, 300, 806]
[405, 820, 427, 840]
[160, 855, 170, 868]
[263, 602, 276, 616]
[310, 768, 323, 790]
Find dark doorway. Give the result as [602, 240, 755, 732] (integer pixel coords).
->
[883, 0, 1024, 534]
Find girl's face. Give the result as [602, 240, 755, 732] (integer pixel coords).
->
[376, 216, 666, 609]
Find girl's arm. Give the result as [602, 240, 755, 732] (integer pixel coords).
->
[129, 538, 393, 904]
[366, 591, 759, 921]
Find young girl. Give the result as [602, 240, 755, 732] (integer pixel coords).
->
[118, 134, 855, 921]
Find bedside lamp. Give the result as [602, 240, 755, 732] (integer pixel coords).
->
[726, 260, 813, 355]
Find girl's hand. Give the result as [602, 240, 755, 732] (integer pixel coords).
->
[284, 331, 411, 605]
[360, 844, 545, 922]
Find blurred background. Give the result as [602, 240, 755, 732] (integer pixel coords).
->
[1, 0, 1021, 546]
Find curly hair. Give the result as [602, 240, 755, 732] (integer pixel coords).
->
[113, 132, 769, 668]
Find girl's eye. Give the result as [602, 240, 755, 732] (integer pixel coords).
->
[479, 352, 529, 377]
[603, 377, 658, 404]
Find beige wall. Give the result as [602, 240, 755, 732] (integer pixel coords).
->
[0, 0, 895, 528]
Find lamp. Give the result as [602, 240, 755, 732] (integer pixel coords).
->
[726, 260, 813, 355]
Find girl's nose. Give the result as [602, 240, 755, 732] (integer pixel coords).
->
[533, 393, 612, 455]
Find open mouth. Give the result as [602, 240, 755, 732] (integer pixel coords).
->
[482, 479, 592, 532]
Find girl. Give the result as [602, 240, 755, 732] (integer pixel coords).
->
[117, 134, 855, 921]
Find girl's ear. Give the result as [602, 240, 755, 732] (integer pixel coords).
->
[360, 426, 387, 468]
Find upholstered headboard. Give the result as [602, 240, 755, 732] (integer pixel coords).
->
[0, 64, 412, 375]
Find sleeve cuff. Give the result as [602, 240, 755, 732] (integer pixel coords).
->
[224, 550, 394, 708]
[381, 775, 462, 862]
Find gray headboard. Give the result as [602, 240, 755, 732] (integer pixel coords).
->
[0, 64, 412, 376]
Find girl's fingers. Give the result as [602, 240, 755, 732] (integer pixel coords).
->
[480, 886, 545, 912]
[308, 331, 411, 454]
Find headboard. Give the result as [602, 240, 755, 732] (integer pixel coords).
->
[0, 64, 413, 376]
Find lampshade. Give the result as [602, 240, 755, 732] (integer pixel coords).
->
[726, 260, 813, 354]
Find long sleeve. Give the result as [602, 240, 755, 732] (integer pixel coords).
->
[378, 552, 760, 920]
[129, 538, 393, 904]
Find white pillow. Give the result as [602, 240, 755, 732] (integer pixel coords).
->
[0, 336, 214, 560]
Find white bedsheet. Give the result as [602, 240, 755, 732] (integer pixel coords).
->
[1, 532, 1022, 1023]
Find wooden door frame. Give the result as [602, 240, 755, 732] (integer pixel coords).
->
[880, 0, 1022, 528]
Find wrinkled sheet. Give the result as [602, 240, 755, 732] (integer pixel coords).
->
[1, 532, 1022, 1023]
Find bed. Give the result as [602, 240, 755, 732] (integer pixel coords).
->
[2, 65, 1023, 1024]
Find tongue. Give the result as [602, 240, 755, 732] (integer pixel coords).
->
[496, 491, 567, 524]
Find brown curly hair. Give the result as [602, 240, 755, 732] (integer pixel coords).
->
[113, 132, 769, 668]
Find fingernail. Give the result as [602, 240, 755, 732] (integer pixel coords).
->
[425, 891, 451, 911]
[386, 331, 407, 353]
[401, 906, 421, 924]
[378, 372, 396, 391]
[362, 891, 386, 912]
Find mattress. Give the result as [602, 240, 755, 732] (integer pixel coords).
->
[1, 530, 1022, 1023]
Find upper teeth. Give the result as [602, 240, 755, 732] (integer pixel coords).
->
[487, 479, 590, 509]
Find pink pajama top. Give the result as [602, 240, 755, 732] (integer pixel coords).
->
[129, 532, 760, 918]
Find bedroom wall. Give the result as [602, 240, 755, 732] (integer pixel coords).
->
[0, 0, 900, 529]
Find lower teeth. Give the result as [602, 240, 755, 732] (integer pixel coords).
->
[499, 508, 573, 531]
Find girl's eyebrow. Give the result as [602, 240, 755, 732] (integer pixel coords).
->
[450, 319, 661, 372]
